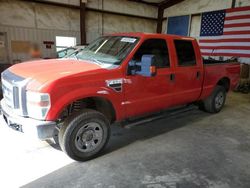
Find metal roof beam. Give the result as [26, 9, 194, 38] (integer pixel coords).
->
[159, 0, 185, 9]
[127, 0, 159, 6]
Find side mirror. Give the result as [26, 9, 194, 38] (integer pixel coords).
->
[136, 55, 157, 77]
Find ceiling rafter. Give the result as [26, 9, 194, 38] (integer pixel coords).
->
[127, 0, 159, 6]
[159, 0, 185, 9]
[128, 0, 185, 9]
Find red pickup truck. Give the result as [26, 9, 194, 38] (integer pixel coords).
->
[1, 33, 240, 161]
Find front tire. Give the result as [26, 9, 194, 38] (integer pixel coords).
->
[59, 109, 110, 161]
[200, 86, 227, 113]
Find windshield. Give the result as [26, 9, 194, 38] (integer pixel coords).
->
[66, 36, 139, 65]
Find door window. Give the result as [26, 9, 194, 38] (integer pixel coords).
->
[174, 40, 196, 66]
[132, 39, 170, 68]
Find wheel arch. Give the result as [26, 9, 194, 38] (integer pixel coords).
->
[51, 95, 117, 123]
[217, 77, 230, 92]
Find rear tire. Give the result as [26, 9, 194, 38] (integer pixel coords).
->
[200, 86, 226, 113]
[59, 109, 110, 161]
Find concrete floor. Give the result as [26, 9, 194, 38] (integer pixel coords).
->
[0, 92, 250, 188]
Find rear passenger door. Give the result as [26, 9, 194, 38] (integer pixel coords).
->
[172, 39, 203, 105]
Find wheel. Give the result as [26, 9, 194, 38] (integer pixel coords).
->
[59, 109, 110, 161]
[200, 85, 226, 113]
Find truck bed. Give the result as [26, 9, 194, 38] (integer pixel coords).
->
[200, 61, 240, 100]
[203, 58, 238, 65]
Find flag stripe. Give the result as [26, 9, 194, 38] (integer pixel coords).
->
[226, 6, 250, 13]
[224, 23, 250, 28]
[199, 42, 250, 47]
[201, 52, 250, 58]
[224, 26, 250, 31]
[201, 49, 250, 54]
[200, 46, 250, 50]
[199, 38, 250, 43]
[225, 15, 250, 20]
[226, 10, 250, 17]
[224, 18, 250, 24]
[223, 30, 250, 35]
[199, 34, 250, 40]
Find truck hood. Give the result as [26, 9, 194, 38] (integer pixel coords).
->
[8, 59, 106, 87]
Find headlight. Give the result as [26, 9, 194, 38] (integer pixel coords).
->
[26, 91, 51, 120]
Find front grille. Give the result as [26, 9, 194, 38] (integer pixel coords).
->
[2, 78, 16, 108]
[13, 86, 20, 109]
[1, 70, 27, 116]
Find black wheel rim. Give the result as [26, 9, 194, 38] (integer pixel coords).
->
[74, 122, 104, 153]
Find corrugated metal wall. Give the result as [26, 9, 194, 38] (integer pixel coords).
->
[0, 0, 157, 64]
[0, 25, 80, 63]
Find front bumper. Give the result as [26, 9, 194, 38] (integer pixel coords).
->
[0, 99, 56, 140]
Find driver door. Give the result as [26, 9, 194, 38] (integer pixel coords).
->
[123, 38, 175, 118]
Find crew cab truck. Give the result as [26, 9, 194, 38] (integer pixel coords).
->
[1, 33, 240, 161]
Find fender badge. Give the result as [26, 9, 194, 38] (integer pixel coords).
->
[106, 79, 123, 92]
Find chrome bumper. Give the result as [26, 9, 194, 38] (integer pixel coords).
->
[0, 99, 56, 140]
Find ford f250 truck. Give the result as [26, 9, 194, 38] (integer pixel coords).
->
[1, 33, 240, 161]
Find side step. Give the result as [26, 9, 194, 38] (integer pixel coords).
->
[120, 105, 197, 128]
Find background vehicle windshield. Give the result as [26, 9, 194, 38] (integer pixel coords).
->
[66, 36, 139, 65]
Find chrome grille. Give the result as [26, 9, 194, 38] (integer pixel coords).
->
[13, 86, 20, 108]
[1, 70, 27, 116]
[2, 78, 16, 108]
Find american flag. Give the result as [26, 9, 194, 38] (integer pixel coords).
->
[199, 6, 250, 63]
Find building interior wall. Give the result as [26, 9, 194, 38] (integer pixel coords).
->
[0, 0, 157, 63]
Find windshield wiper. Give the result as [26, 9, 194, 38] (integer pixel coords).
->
[90, 58, 103, 65]
[72, 52, 79, 60]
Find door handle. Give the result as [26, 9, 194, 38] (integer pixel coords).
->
[196, 71, 201, 79]
[170, 73, 175, 81]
